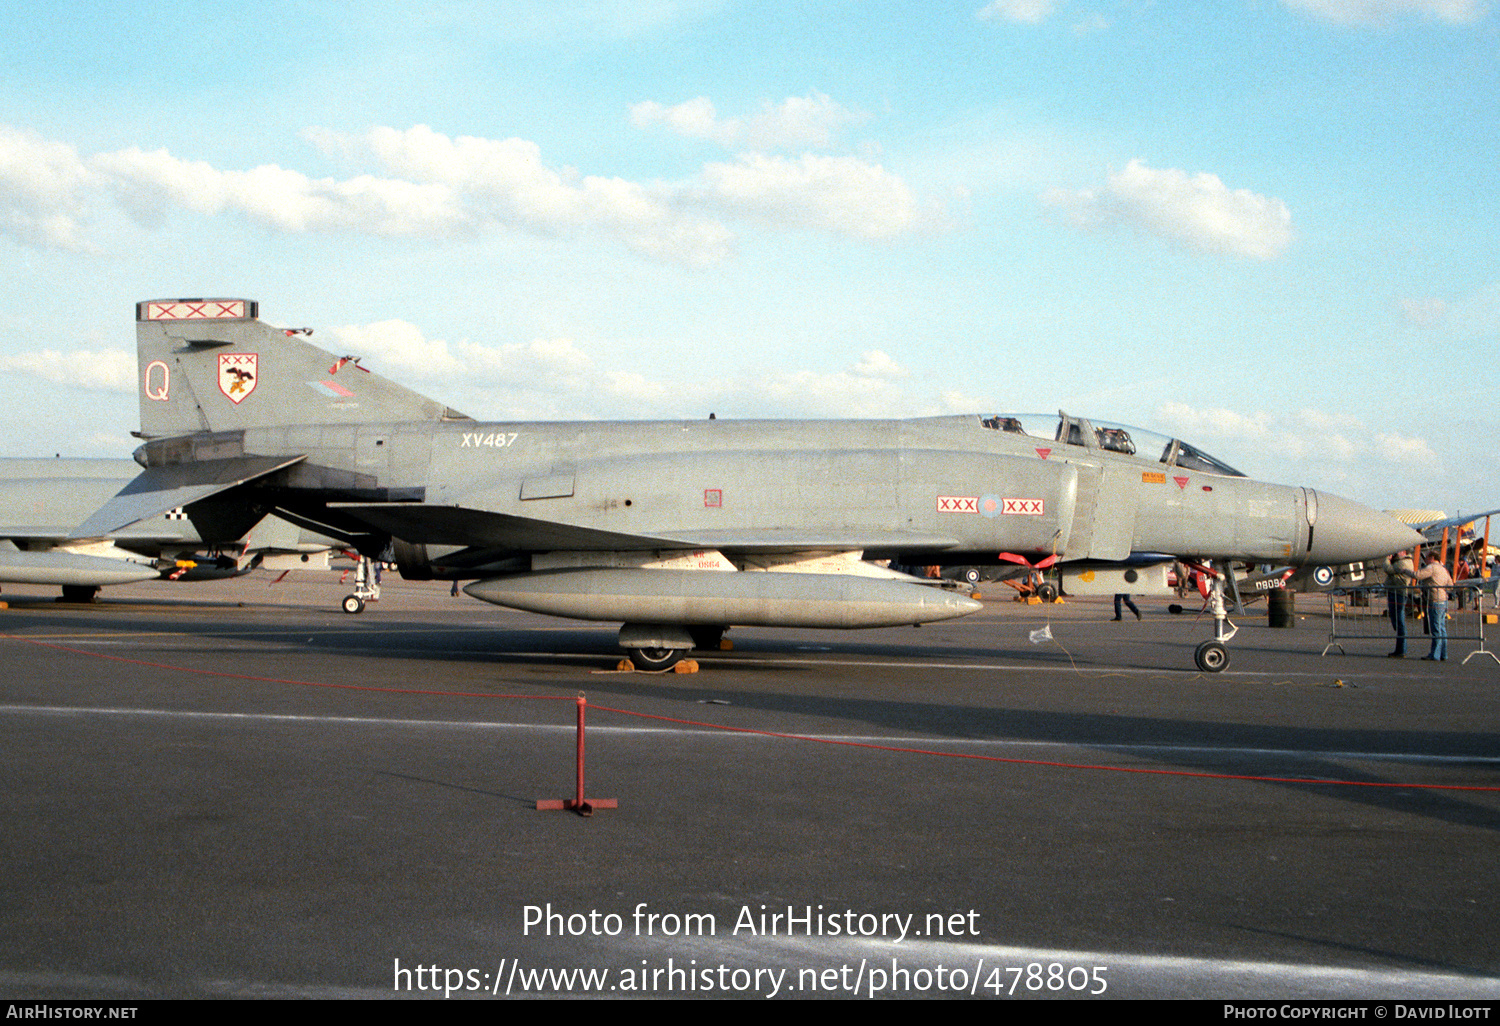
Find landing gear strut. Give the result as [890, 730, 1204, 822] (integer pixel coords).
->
[342, 555, 380, 614]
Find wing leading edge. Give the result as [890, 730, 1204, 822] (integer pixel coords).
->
[329, 502, 961, 556]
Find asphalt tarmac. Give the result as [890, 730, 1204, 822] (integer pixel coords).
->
[0, 573, 1496, 1000]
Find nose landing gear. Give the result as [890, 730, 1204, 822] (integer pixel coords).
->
[1188, 561, 1238, 673]
[341, 555, 380, 614]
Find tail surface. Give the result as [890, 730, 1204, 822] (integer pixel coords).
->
[136, 298, 467, 439]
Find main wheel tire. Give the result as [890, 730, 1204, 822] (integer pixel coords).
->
[1194, 640, 1229, 673]
[60, 585, 99, 603]
[629, 646, 685, 671]
[342, 595, 365, 614]
[1036, 582, 1058, 603]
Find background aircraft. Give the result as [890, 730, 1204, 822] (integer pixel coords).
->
[0, 456, 330, 602]
[94, 298, 1420, 671]
[1228, 507, 1497, 600]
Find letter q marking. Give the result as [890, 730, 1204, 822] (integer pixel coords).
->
[144, 361, 170, 401]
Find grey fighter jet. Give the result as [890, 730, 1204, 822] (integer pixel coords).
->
[91, 298, 1420, 671]
[0, 456, 329, 601]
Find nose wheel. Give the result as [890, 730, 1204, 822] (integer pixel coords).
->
[341, 555, 380, 614]
[1194, 640, 1229, 672]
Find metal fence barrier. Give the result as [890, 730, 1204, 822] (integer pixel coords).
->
[1322, 584, 1498, 666]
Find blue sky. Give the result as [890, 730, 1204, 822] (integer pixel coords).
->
[0, 0, 1494, 514]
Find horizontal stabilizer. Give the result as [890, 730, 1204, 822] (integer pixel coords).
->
[71, 455, 305, 538]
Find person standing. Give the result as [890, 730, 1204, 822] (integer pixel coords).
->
[1172, 560, 1191, 600]
[1385, 550, 1413, 658]
[1414, 551, 1454, 661]
[1113, 593, 1141, 621]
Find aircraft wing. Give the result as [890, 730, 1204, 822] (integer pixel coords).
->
[329, 503, 687, 551]
[70, 455, 306, 538]
[1407, 508, 1500, 541]
[330, 503, 961, 556]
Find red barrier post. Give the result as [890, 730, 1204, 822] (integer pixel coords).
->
[537, 694, 617, 816]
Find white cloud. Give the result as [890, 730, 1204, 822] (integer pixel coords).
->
[745, 364, 918, 418]
[1042, 159, 1294, 260]
[627, 94, 938, 239]
[328, 321, 592, 390]
[1154, 402, 1443, 492]
[98, 129, 732, 263]
[631, 92, 867, 150]
[696, 152, 924, 238]
[632, 97, 728, 144]
[1400, 296, 1449, 326]
[94, 145, 466, 237]
[853, 350, 908, 378]
[0, 348, 134, 391]
[327, 320, 462, 380]
[1280, 0, 1487, 25]
[1157, 402, 1276, 441]
[0, 126, 99, 249]
[320, 124, 734, 265]
[977, 0, 1060, 24]
[3, 122, 936, 262]
[1373, 431, 1440, 462]
[322, 321, 951, 421]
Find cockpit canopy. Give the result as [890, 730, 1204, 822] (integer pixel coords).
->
[979, 411, 1245, 477]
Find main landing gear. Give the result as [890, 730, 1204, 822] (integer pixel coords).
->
[619, 623, 729, 671]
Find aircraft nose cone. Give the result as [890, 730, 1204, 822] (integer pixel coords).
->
[1310, 493, 1424, 564]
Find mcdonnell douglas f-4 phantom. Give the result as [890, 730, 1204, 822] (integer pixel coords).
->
[87, 298, 1420, 671]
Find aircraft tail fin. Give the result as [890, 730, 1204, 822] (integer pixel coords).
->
[136, 298, 469, 440]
